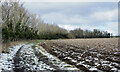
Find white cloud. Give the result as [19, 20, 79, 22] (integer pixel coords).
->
[58, 25, 79, 30]
[58, 24, 99, 31]
[58, 21, 118, 36]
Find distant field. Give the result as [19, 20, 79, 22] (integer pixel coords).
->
[51, 38, 118, 50]
[40, 38, 120, 71]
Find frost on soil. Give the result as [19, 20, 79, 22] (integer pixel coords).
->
[19, 44, 55, 71]
[0, 43, 79, 72]
[0, 44, 25, 72]
[40, 40, 120, 72]
[35, 45, 78, 70]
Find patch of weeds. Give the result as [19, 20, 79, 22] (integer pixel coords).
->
[31, 45, 36, 49]
[8, 66, 11, 68]
[26, 40, 46, 44]
[42, 55, 47, 58]
[37, 52, 43, 56]
[53, 59, 56, 61]
[64, 65, 71, 68]
[53, 62, 57, 64]
[7, 58, 12, 61]
[32, 63, 36, 65]
[69, 65, 77, 68]
[2, 68, 4, 70]
[37, 47, 46, 53]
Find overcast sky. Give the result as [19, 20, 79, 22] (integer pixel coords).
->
[23, 2, 118, 35]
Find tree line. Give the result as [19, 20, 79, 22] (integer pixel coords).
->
[0, 1, 111, 43]
[0, 1, 68, 43]
[68, 28, 110, 39]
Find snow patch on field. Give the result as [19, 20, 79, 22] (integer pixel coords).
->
[0, 44, 25, 72]
[0, 43, 81, 71]
[19, 44, 55, 71]
[36, 45, 79, 70]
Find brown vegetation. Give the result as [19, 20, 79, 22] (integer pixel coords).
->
[2, 41, 25, 53]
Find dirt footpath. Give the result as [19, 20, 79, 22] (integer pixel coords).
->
[40, 38, 120, 72]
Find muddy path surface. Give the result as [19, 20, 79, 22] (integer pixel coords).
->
[40, 38, 120, 72]
[0, 42, 79, 72]
[13, 45, 25, 72]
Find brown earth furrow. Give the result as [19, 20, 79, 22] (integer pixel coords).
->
[40, 38, 120, 72]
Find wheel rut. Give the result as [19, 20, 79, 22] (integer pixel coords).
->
[13, 45, 24, 72]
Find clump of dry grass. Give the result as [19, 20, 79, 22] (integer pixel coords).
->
[2, 41, 25, 53]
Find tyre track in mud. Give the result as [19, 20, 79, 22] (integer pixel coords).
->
[13, 44, 55, 71]
[12, 43, 79, 72]
[33, 45, 79, 71]
[33, 48, 60, 70]
[13, 45, 25, 72]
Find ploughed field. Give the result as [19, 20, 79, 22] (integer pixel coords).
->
[40, 38, 120, 72]
[0, 41, 78, 72]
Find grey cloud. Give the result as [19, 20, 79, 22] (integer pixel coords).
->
[24, 2, 118, 35]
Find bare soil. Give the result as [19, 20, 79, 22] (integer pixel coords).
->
[40, 38, 120, 71]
